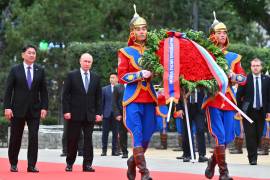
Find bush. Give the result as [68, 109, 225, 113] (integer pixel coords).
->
[0, 116, 9, 146]
[66, 41, 126, 85]
[41, 116, 58, 125]
[229, 44, 270, 73]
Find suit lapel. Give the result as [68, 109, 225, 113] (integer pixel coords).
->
[86, 72, 93, 94]
[261, 75, 267, 95]
[109, 85, 112, 95]
[18, 64, 29, 89]
[76, 70, 86, 93]
[249, 74, 254, 98]
[106, 85, 110, 95]
[31, 64, 39, 88]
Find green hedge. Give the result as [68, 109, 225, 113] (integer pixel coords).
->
[0, 117, 9, 146]
[229, 44, 270, 73]
[41, 116, 59, 125]
[65, 41, 126, 85]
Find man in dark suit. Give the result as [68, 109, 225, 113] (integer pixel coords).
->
[101, 73, 119, 156]
[4, 44, 48, 173]
[113, 83, 128, 158]
[237, 58, 270, 165]
[62, 53, 102, 172]
[177, 89, 208, 163]
[184, 89, 208, 162]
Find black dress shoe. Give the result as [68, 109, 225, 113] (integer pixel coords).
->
[10, 165, 18, 172]
[65, 164, 73, 172]
[122, 153, 128, 158]
[83, 165, 95, 172]
[183, 156, 190, 162]
[101, 152, 107, 156]
[249, 160, 257, 165]
[111, 152, 120, 156]
[27, 166, 39, 173]
[176, 155, 184, 159]
[198, 156, 209, 162]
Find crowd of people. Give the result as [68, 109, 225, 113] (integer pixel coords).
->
[2, 5, 270, 180]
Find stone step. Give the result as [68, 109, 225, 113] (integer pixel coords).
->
[7, 125, 220, 149]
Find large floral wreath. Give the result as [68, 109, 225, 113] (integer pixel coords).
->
[139, 29, 229, 95]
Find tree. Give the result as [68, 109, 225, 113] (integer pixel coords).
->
[0, 0, 10, 11]
[228, 0, 270, 36]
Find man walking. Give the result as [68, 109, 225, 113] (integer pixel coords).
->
[118, 5, 157, 180]
[204, 14, 246, 179]
[237, 58, 270, 165]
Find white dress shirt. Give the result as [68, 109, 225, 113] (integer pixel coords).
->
[189, 88, 198, 103]
[23, 62, 34, 81]
[111, 85, 114, 93]
[80, 68, 90, 87]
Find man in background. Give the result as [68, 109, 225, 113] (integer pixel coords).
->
[113, 83, 128, 158]
[237, 58, 270, 165]
[101, 72, 120, 156]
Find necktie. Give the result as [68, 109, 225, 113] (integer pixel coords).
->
[27, 66, 32, 89]
[84, 72, 89, 93]
[255, 77, 260, 109]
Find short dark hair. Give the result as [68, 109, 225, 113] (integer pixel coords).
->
[110, 72, 118, 76]
[250, 58, 263, 66]
[22, 44, 37, 53]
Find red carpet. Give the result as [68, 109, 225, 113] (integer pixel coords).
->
[0, 158, 266, 180]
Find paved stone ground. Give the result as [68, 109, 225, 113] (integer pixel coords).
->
[0, 147, 269, 179]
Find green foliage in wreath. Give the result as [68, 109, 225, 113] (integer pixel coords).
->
[139, 29, 229, 95]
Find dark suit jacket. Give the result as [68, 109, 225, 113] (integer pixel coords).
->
[113, 84, 124, 118]
[102, 84, 114, 118]
[4, 64, 48, 118]
[62, 69, 102, 121]
[237, 73, 270, 114]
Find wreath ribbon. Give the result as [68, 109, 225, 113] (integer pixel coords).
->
[163, 36, 180, 103]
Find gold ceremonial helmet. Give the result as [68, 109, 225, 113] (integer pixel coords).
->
[129, 4, 147, 31]
[209, 11, 227, 34]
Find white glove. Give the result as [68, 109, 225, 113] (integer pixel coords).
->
[141, 70, 152, 78]
[228, 70, 234, 78]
